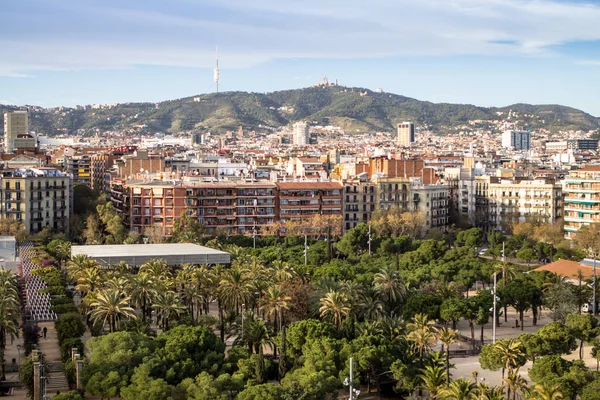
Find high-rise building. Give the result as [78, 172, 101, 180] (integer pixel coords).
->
[0, 168, 72, 233]
[4, 111, 36, 153]
[502, 130, 531, 150]
[397, 122, 415, 147]
[292, 122, 309, 146]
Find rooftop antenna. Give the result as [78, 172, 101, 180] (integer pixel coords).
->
[214, 45, 220, 93]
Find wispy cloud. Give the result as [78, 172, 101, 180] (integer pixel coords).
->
[1, 0, 600, 76]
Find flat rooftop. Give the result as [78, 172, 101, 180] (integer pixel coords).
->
[71, 243, 230, 267]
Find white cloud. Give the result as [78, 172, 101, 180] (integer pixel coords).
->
[1, 0, 600, 76]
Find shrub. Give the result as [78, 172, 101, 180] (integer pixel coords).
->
[51, 296, 76, 307]
[20, 358, 34, 398]
[53, 390, 84, 400]
[64, 359, 77, 387]
[39, 286, 69, 297]
[22, 322, 40, 356]
[53, 303, 78, 315]
[60, 337, 84, 363]
[55, 313, 85, 343]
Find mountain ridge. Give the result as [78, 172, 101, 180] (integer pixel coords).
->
[1, 86, 598, 135]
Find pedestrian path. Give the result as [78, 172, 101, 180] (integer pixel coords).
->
[37, 322, 70, 396]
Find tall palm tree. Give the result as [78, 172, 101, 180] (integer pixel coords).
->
[495, 339, 524, 379]
[219, 266, 252, 314]
[66, 254, 99, 281]
[360, 292, 385, 321]
[436, 327, 457, 386]
[319, 290, 350, 330]
[88, 289, 136, 333]
[503, 368, 528, 400]
[440, 378, 477, 400]
[373, 265, 407, 314]
[259, 285, 291, 333]
[0, 268, 19, 380]
[152, 291, 186, 331]
[530, 383, 563, 400]
[74, 266, 104, 297]
[419, 365, 447, 399]
[128, 272, 155, 321]
[407, 314, 437, 363]
[479, 386, 505, 400]
[242, 319, 273, 384]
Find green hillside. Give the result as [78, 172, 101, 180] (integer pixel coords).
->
[1, 87, 599, 135]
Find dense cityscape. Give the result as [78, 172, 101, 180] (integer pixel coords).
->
[3, 1, 600, 399]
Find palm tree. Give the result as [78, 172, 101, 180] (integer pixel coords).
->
[242, 319, 273, 384]
[319, 290, 350, 330]
[437, 327, 457, 386]
[66, 254, 99, 281]
[0, 268, 19, 380]
[440, 378, 477, 400]
[74, 266, 104, 297]
[503, 368, 528, 400]
[373, 265, 407, 314]
[495, 339, 524, 379]
[407, 314, 437, 362]
[88, 289, 136, 333]
[128, 272, 155, 321]
[219, 266, 252, 314]
[419, 365, 447, 399]
[259, 285, 291, 334]
[476, 384, 504, 400]
[360, 292, 385, 321]
[530, 383, 563, 400]
[152, 291, 186, 331]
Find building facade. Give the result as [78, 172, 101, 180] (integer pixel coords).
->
[65, 155, 91, 186]
[0, 168, 72, 233]
[4, 111, 36, 153]
[563, 166, 600, 239]
[502, 130, 531, 150]
[488, 179, 562, 233]
[397, 122, 415, 147]
[292, 122, 309, 147]
[342, 175, 376, 232]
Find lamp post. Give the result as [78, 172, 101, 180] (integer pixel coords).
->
[368, 224, 372, 255]
[492, 271, 498, 344]
[594, 257, 597, 317]
[343, 357, 361, 400]
[241, 303, 245, 342]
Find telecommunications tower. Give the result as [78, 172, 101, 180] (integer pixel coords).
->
[214, 46, 220, 93]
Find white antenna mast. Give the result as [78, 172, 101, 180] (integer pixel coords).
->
[214, 45, 220, 93]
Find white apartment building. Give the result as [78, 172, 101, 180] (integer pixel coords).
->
[488, 179, 562, 233]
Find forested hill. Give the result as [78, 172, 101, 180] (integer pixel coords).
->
[1, 86, 599, 134]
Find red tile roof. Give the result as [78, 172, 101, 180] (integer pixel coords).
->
[533, 259, 594, 279]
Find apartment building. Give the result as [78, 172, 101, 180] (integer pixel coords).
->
[0, 168, 72, 233]
[188, 182, 277, 235]
[277, 182, 343, 226]
[488, 179, 563, 233]
[412, 183, 451, 230]
[115, 150, 165, 178]
[64, 154, 91, 186]
[342, 174, 376, 232]
[90, 154, 117, 192]
[563, 165, 600, 239]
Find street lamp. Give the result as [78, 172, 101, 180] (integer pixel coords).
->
[492, 271, 498, 344]
[241, 303, 245, 340]
[343, 357, 361, 399]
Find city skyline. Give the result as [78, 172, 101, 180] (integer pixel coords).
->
[3, 0, 600, 115]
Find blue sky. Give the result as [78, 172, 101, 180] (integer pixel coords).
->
[2, 0, 600, 116]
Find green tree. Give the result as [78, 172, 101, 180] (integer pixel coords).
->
[439, 378, 477, 400]
[319, 291, 350, 330]
[440, 298, 466, 330]
[120, 364, 171, 400]
[419, 365, 447, 399]
[566, 313, 600, 359]
[88, 289, 136, 333]
[516, 247, 537, 265]
[237, 383, 283, 400]
[171, 211, 206, 243]
[436, 327, 456, 387]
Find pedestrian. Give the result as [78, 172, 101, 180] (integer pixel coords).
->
[42, 326, 47, 338]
